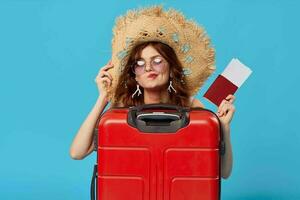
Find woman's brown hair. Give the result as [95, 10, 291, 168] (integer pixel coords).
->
[112, 41, 190, 107]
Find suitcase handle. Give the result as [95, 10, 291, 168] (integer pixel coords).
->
[90, 164, 97, 200]
[134, 103, 187, 112]
[137, 112, 180, 119]
[128, 104, 189, 133]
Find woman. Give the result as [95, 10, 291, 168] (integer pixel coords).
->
[70, 6, 235, 179]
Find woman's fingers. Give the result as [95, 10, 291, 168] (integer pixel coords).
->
[225, 94, 235, 104]
[103, 77, 112, 86]
[218, 94, 236, 115]
[217, 99, 227, 115]
[103, 63, 114, 71]
[94, 60, 113, 96]
[224, 104, 236, 123]
[96, 76, 111, 86]
[99, 71, 113, 80]
[96, 61, 114, 83]
[216, 95, 236, 124]
[218, 102, 228, 117]
[99, 61, 114, 73]
[218, 99, 234, 117]
[227, 104, 236, 115]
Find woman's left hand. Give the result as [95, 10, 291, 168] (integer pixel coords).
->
[217, 94, 236, 126]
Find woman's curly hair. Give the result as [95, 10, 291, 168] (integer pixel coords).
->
[112, 41, 190, 107]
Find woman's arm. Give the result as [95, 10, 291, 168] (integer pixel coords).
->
[191, 97, 235, 179]
[216, 94, 236, 179]
[69, 96, 109, 160]
[70, 60, 114, 160]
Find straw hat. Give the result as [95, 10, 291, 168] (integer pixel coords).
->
[107, 5, 216, 102]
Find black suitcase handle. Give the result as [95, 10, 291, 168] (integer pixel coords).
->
[134, 103, 187, 112]
[128, 104, 189, 133]
[91, 164, 97, 200]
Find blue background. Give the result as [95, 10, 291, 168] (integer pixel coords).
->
[1, 0, 299, 199]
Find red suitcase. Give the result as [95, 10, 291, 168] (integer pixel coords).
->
[91, 104, 224, 200]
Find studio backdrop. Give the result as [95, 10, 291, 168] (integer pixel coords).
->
[0, 0, 299, 199]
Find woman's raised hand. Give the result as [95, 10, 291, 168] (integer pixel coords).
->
[94, 60, 114, 98]
[217, 94, 236, 126]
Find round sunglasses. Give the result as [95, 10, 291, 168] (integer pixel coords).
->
[131, 56, 167, 75]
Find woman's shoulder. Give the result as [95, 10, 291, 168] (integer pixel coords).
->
[110, 101, 125, 107]
[189, 96, 205, 108]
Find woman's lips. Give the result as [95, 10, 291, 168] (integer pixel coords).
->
[147, 74, 158, 79]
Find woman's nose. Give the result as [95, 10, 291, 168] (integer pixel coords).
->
[145, 63, 152, 72]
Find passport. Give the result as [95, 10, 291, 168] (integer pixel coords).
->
[203, 58, 252, 106]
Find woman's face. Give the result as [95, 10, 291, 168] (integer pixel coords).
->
[133, 45, 170, 91]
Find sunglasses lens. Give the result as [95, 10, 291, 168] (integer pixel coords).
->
[135, 66, 144, 75]
[132, 64, 144, 75]
[152, 58, 165, 72]
[132, 57, 166, 75]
